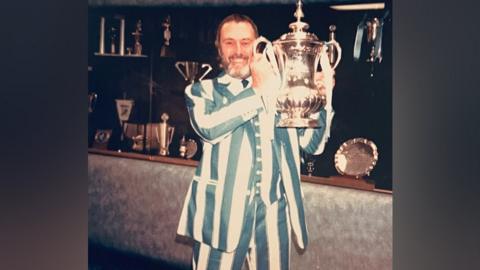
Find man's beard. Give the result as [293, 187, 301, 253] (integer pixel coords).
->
[221, 54, 251, 79]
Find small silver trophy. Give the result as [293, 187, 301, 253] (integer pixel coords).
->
[306, 161, 315, 177]
[109, 27, 117, 54]
[302, 152, 315, 177]
[157, 113, 175, 156]
[132, 20, 143, 55]
[175, 61, 212, 83]
[179, 135, 187, 158]
[178, 135, 198, 159]
[160, 15, 175, 57]
[365, 17, 383, 63]
[88, 92, 97, 114]
[98, 17, 105, 54]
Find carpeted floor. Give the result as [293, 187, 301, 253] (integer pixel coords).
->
[88, 242, 188, 270]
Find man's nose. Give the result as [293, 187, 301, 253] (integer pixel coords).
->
[235, 42, 242, 54]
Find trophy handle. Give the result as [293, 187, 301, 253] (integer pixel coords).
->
[325, 40, 342, 70]
[198, 63, 212, 81]
[167, 126, 175, 145]
[317, 47, 335, 109]
[175, 61, 189, 81]
[253, 36, 280, 76]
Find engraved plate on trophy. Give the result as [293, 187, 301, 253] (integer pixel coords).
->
[175, 61, 212, 83]
[115, 99, 134, 126]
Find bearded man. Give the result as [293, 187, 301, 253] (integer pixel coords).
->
[177, 13, 335, 270]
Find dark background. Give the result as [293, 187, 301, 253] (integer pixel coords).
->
[88, 2, 393, 190]
[2, 0, 480, 269]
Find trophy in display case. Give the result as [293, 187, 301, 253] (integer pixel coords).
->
[157, 113, 175, 156]
[175, 61, 212, 84]
[334, 138, 379, 179]
[252, 0, 342, 127]
[179, 135, 198, 159]
[132, 20, 143, 55]
[160, 15, 175, 57]
[93, 129, 112, 150]
[365, 17, 383, 63]
[353, 11, 389, 76]
[109, 26, 117, 54]
[123, 123, 161, 152]
[301, 151, 316, 177]
[88, 92, 97, 114]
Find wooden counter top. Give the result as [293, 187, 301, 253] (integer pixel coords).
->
[88, 148, 392, 194]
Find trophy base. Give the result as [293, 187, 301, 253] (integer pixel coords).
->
[158, 149, 169, 156]
[277, 118, 319, 128]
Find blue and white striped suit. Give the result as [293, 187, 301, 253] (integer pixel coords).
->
[177, 72, 334, 258]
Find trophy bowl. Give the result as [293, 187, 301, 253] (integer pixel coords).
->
[276, 86, 326, 127]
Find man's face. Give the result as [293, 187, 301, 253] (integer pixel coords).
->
[218, 21, 256, 79]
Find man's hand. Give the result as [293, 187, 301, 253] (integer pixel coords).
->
[250, 53, 281, 94]
[314, 71, 336, 96]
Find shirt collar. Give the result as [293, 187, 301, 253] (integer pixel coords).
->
[217, 73, 252, 96]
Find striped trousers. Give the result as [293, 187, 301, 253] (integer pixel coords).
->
[192, 194, 291, 270]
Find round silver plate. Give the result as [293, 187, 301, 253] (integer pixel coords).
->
[334, 138, 379, 178]
[185, 139, 198, 159]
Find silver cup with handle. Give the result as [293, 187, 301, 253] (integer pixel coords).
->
[175, 61, 212, 83]
[252, 0, 341, 127]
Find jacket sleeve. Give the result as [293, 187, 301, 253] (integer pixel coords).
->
[185, 80, 264, 144]
[297, 106, 335, 155]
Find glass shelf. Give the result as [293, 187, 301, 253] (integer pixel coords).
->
[94, 52, 148, 58]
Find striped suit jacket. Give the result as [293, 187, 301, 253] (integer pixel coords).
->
[177, 73, 334, 252]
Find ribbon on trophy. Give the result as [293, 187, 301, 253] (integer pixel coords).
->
[353, 10, 390, 64]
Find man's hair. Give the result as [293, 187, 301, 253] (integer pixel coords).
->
[215, 14, 259, 49]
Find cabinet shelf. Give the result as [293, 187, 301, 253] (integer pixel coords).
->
[94, 52, 148, 58]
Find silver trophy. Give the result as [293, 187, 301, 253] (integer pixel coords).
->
[88, 92, 97, 114]
[132, 20, 143, 55]
[179, 135, 198, 159]
[365, 17, 383, 63]
[353, 11, 389, 76]
[175, 61, 212, 83]
[253, 0, 341, 127]
[157, 113, 175, 156]
[160, 15, 175, 57]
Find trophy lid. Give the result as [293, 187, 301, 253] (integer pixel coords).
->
[277, 0, 320, 43]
